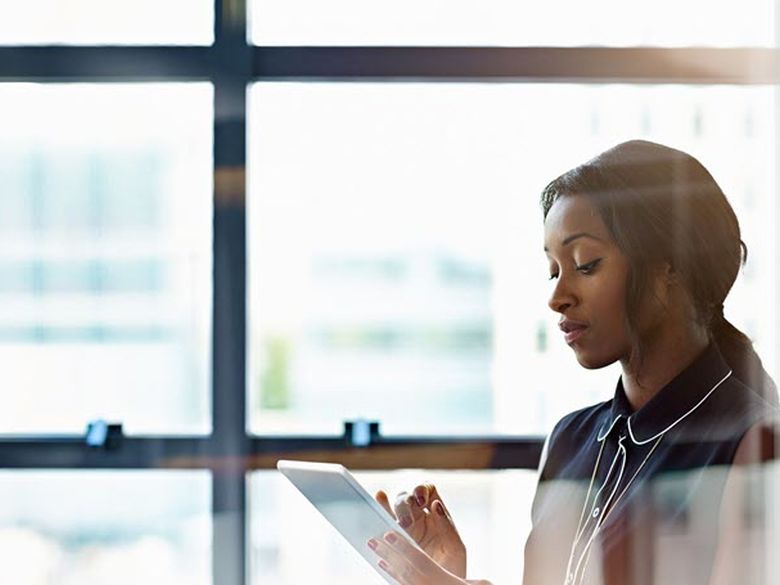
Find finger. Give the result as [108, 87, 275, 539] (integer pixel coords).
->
[431, 499, 448, 521]
[383, 531, 452, 584]
[377, 557, 407, 585]
[431, 499, 458, 533]
[382, 531, 434, 570]
[413, 483, 446, 511]
[378, 556, 439, 585]
[376, 490, 397, 520]
[394, 491, 426, 529]
[413, 485, 458, 529]
[369, 535, 420, 585]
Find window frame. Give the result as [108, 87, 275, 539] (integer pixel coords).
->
[0, 2, 775, 584]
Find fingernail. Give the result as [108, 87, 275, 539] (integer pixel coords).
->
[416, 493, 425, 506]
[379, 559, 389, 571]
[399, 515, 412, 528]
[367, 538, 378, 550]
[436, 501, 446, 517]
[385, 532, 398, 544]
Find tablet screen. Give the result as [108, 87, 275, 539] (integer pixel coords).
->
[277, 460, 419, 584]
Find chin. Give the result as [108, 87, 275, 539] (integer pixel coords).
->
[573, 347, 619, 370]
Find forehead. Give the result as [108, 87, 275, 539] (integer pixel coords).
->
[543, 195, 611, 248]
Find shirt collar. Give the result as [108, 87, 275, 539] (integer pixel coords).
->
[597, 343, 733, 445]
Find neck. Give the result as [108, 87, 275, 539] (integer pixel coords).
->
[619, 329, 710, 412]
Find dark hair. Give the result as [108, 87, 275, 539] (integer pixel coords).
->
[541, 139, 778, 405]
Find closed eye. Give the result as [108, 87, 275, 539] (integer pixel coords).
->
[576, 258, 603, 274]
[548, 258, 602, 280]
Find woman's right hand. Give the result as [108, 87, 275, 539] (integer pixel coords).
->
[375, 484, 467, 580]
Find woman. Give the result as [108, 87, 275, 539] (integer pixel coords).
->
[367, 140, 778, 585]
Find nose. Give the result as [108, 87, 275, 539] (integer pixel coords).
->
[548, 274, 577, 314]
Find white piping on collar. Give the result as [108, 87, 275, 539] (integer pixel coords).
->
[596, 369, 733, 445]
[628, 369, 732, 445]
[596, 414, 624, 442]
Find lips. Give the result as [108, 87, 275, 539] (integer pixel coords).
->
[559, 319, 588, 345]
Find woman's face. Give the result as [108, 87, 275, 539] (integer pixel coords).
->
[543, 195, 633, 369]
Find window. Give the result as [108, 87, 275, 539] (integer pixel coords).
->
[0, 471, 211, 583]
[248, 82, 775, 436]
[2, 3, 776, 585]
[0, 83, 213, 435]
[0, 0, 214, 45]
[249, 0, 774, 46]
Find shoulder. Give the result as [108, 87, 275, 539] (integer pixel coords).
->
[709, 370, 780, 466]
[683, 373, 779, 445]
[549, 400, 612, 443]
[725, 373, 779, 448]
[539, 399, 612, 480]
[732, 415, 779, 465]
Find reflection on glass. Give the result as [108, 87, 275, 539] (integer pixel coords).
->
[526, 462, 779, 584]
[250, 0, 773, 47]
[252, 463, 780, 585]
[0, 83, 213, 434]
[0, 0, 213, 45]
[0, 471, 211, 584]
[248, 83, 775, 436]
[248, 469, 535, 584]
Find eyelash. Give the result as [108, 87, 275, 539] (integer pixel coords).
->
[548, 258, 603, 280]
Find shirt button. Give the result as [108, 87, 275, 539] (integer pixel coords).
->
[592, 507, 600, 518]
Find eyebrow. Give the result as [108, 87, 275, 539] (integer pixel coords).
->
[544, 232, 603, 252]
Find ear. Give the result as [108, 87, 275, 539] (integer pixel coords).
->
[662, 262, 676, 284]
[653, 262, 676, 306]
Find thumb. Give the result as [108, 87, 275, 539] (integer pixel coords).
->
[375, 490, 396, 520]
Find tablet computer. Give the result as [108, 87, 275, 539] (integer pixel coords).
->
[277, 459, 421, 584]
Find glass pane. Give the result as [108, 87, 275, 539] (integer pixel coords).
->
[0, 83, 213, 435]
[254, 464, 780, 585]
[250, 0, 773, 47]
[0, 0, 213, 45]
[0, 470, 211, 584]
[249, 469, 535, 584]
[248, 82, 776, 436]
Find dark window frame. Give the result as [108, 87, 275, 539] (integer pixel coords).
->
[0, 1, 774, 584]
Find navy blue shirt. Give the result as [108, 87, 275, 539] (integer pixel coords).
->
[523, 343, 776, 585]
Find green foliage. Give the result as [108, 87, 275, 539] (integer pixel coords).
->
[260, 337, 290, 410]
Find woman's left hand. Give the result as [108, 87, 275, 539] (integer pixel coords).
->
[368, 531, 477, 585]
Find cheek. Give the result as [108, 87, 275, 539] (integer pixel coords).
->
[592, 273, 628, 328]
[603, 284, 628, 326]
[577, 271, 631, 364]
